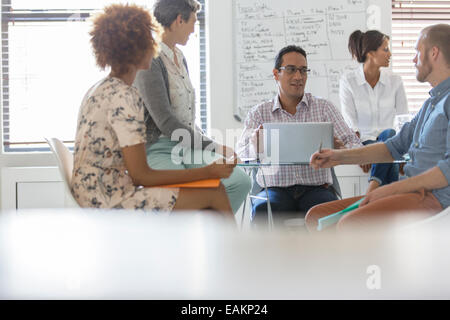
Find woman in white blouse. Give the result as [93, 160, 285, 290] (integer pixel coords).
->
[134, 0, 251, 214]
[339, 30, 409, 193]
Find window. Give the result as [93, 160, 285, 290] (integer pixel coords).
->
[391, 0, 450, 114]
[1, 0, 207, 152]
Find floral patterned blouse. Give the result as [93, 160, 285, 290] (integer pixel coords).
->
[71, 77, 179, 211]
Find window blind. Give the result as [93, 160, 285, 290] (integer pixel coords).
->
[391, 0, 450, 113]
[198, 0, 207, 133]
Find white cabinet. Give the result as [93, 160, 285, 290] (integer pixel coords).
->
[1, 165, 371, 211]
[1, 167, 68, 210]
[339, 177, 360, 199]
[334, 165, 370, 198]
[359, 177, 369, 196]
[16, 181, 65, 209]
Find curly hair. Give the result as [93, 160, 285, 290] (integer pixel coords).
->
[90, 4, 160, 75]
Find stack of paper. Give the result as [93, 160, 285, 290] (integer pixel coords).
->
[151, 179, 221, 189]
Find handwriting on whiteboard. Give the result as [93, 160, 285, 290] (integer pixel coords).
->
[234, 0, 378, 121]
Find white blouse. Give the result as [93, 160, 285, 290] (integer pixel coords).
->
[159, 42, 198, 131]
[339, 64, 408, 141]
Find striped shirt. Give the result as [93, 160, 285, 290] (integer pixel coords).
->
[237, 94, 362, 188]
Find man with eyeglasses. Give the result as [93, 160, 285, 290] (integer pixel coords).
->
[237, 45, 361, 228]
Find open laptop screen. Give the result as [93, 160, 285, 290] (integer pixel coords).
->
[263, 122, 333, 164]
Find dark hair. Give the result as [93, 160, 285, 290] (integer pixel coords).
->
[274, 45, 307, 69]
[422, 24, 450, 66]
[153, 0, 201, 28]
[348, 30, 389, 63]
[90, 4, 160, 75]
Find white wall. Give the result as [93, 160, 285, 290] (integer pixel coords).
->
[207, 0, 244, 136]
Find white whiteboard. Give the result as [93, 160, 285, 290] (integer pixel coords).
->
[233, 0, 391, 121]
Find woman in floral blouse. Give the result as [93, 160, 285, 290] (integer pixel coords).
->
[71, 4, 235, 216]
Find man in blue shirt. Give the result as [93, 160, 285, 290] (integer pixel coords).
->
[306, 24, 449, 232]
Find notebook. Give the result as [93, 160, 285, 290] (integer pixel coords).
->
[263, 122, 333, 164]
[148, 179, 220, 188]
[317, 198, 365, 231]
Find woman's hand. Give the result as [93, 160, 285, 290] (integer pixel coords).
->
[216, 144, 238, 160]
[309, 148, 341, 169]
[205, 160, 236, 179]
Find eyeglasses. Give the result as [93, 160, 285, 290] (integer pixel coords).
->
[278, 65, 310, 75]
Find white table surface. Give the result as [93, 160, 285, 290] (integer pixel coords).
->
[1, 207, 449, 299]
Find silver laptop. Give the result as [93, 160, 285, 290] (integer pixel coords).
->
[263, 122, 333, 164]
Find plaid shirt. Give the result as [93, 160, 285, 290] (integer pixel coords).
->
[237, 94, 362, 188]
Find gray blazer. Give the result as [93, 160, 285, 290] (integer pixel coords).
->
[134, 57, 215, 150]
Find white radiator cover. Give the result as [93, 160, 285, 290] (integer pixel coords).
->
[1, 167, 70, 210]
[0, 165, 369, 211]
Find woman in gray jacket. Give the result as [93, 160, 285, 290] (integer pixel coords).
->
[134, 0, 251, 214]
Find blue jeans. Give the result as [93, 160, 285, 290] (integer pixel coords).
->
[251, 184, 338, 228]
[363, 128, 399, 186]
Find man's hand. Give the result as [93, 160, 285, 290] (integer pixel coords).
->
[399, 162, 406, 176]
[359, 164, 371, 173]
[250, 124, 264, 154]
[333, 137, 346, 149]
[360, 183, 399, 207]
[310, 148, 341, 169]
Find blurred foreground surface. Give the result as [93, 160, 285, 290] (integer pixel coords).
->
[0, 207, 449, 299]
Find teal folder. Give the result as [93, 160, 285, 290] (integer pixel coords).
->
[317, 198, 365, 231]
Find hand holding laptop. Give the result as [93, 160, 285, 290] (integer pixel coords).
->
[333, 137, 345, 149]
[359, 163, 371, 173]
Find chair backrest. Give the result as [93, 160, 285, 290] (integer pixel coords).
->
[45, 138, 79, 207]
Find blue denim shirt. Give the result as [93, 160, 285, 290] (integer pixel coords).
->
[385, 76, 450, 208]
